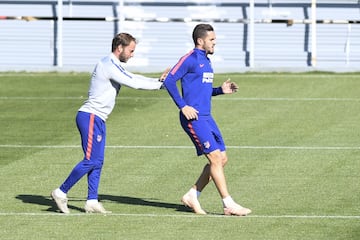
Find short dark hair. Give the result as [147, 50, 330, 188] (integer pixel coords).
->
[192, 24, 214, 45]
[111, 33, 137, 52]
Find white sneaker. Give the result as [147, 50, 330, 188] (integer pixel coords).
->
[51, 190, 70, 214]
[224, 203, 251, 216]
[84, 201, 111, 214]
[181, 192, 206, 215]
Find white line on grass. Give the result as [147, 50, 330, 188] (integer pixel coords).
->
[0, 73, 358, 78]
[0, 212, 359, 219]
[220, 97, 360, 101]
[0, 96, 85, 100]
[1, 96, 360, 101]
[1, 145, 360, 150]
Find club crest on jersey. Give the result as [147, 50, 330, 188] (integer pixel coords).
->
[203, 141, 211, 149]
[202, 72, 214, 83]
[97, 134, 102, 142]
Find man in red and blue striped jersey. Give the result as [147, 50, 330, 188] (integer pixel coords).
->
[51, 33, 169, 214]
[164, 24, 251, 216]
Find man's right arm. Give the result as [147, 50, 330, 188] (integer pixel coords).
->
[164, 60, 199, 120]
[163, 70, 187, 110]
[109, 61, 162, 90]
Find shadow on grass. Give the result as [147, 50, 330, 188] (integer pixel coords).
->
[16, 194, 191, 213]
[99, 194, 190, 213]
[16, 194, 84, 213]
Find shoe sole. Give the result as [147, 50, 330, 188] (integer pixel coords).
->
[84, 205, 111, 214]
[85, 209, 111, 214]
[224, 207, 251, 216]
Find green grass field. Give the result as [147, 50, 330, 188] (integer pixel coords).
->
[0, 71, 359, 239]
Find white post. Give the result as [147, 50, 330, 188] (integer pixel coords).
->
[345, 24, 351, 65]
[57, 0, 63, 67]
[311, 0, 317, 67]
[118, 0, 124, 33]
[249, 0, 255, 68]
[69, 0, 73, 17]
[268, 0, 272, 17]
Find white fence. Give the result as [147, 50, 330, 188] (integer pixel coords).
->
[0, 0, 359, 72]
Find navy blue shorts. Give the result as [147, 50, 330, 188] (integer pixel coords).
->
[180, 112, 226, 156]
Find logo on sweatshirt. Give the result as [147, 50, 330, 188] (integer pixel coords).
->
[202, 72, 214, 83]
[203, 141, 211, 149]
[97, 135, 102, 142]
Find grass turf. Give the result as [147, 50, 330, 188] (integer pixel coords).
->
[0, 72, 359, 239]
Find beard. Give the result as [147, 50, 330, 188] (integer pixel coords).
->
[206, 46, 215, 55]
[119, 52, 128, 63]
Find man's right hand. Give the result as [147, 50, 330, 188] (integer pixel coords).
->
[181, 105, 199, 120]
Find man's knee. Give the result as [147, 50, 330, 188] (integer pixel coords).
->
[222, 155, 228, 166]
[206, 150, 228, 166]
[206, 150, 222, 165]
[82, 158, 103, 169]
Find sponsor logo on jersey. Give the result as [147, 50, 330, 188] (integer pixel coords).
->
[202, 72, 214, 83]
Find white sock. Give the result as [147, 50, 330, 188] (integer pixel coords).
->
[222, 196, 235, 207]
[188, 188, 197, 196]
[55, 188, 67, 198]
[196, 190, 201, 198]
[86, 199, 98, 204]
[188, 188, 201, 198]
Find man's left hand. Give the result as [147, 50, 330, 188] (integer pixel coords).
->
[221, 79, 239, 94]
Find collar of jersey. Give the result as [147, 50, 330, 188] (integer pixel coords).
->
[110, 53, 121, 65]
[194, 48, 206, 56]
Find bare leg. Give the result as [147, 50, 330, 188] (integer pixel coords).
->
[205, 150, 230, 198]
[182, 150, 250, 216]
[193, 164, 210, 192]
[205, 150, 251, 216]
[181, 151, 227, 214]
[193, 152, 227, 192]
